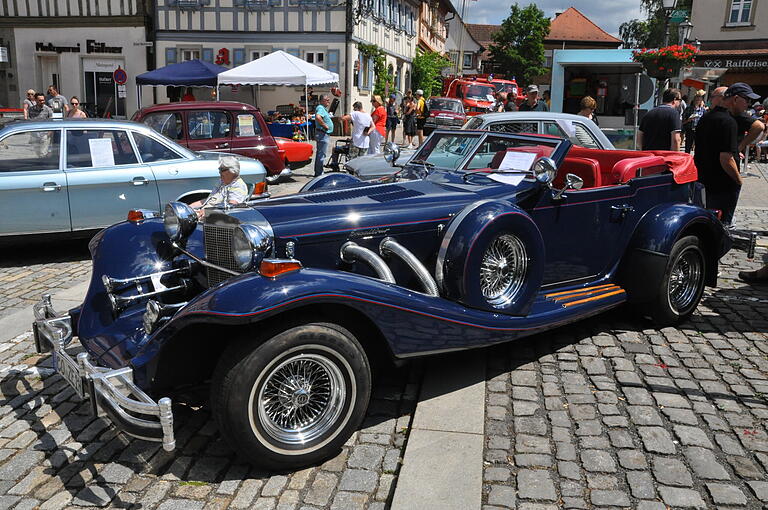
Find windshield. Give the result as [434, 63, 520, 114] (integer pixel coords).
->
[462, 117, 484, 130]
[410, 131, 562, 174]
[462, 84, 495, 102]
[493, 82, 518, 95]
[428, 99, 463, 113]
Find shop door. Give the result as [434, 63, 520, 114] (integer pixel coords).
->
[39, 56, 60, 93]
[83, 59, 125, 118]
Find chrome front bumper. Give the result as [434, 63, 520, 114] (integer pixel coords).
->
[32, 294, 175, 451]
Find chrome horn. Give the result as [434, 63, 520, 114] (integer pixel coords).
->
[102, 261, 192, 293]
[108, 279, 191, 314]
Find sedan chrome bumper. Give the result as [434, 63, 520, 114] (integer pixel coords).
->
[32, 294, 176, 451]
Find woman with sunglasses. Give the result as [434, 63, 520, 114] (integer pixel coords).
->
[22, 90, 36, 119]
[67, 96, 87, 118]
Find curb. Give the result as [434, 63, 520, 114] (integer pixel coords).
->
[391, 350, 486, 510]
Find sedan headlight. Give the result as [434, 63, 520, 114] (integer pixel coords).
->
[163, 202, 198, 242]
[232, 224, 273, 272]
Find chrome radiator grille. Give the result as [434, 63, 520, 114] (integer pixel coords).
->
[203, 223, 240, 287]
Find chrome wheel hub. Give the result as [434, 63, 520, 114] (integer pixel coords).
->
[668, 248, 703, 314]
[480, 234, 528, 308]
[258, 354, 346, 445]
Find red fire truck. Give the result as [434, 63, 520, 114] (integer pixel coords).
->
[442, 75, 525, 115]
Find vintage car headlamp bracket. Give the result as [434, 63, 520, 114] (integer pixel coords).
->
[163, 202, 198, 242]
[232, 224, 274, 272]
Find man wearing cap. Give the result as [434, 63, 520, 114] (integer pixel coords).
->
[386, 94, 399, 143]
[637, 88, 682, 151]
[415, 89, 427, 146]
[519, 85, 548, 112]
[695, 82, 760, 227]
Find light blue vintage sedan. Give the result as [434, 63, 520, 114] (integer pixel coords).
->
[0, 119, 267, 237]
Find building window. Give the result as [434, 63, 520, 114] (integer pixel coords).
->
[305, 51, 325, 67]
[251, 50, 271, 61]
[181, 49, 201, 61]
[462, 52, 473, 69]
[362, 57, 371, 89]
[449, 51, 459, 68]
[728, 0, 752, 25]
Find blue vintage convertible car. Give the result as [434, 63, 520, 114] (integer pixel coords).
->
[32, 130, 730, 470]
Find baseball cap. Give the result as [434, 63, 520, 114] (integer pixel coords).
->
[415, 89, 424, 96]
[526, 85, 539, 94]
[389, 94, 397, 100]
[724, 82, 760, 101]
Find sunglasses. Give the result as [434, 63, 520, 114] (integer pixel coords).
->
[71, 102, 79, 106]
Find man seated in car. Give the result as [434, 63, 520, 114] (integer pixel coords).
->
[190, 156, 249, 217]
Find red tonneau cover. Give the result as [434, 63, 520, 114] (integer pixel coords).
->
[648, 151, 698, 184]
[568, 147, 698, 185]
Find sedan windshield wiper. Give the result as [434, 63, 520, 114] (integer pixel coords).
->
[409, 159, 435, 169]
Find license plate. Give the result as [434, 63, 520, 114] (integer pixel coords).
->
[53, 350, 84, 399]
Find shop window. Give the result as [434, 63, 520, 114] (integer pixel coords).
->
[728, 0, 752, 25]
[181, 49, 201, 61]
[305, 52, 325, 67]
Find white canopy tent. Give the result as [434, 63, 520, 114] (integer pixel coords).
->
[216, 50, 340, 139]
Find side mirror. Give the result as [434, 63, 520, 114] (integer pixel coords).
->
[533, 157, 556, 184]
[384, 142, 400, 166]
[552, 173, 584, 200]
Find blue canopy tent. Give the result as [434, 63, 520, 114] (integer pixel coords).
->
[135, 59, 228, 106]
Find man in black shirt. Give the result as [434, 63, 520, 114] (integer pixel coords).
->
[519, 85, 548, 112]
[638, 88, 682, 151]
[694, 82, 759, 227]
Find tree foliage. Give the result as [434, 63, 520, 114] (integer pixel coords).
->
[487, 3, 549, 85]
[620, 0, 692, 49]
[412, 51, 452, 97]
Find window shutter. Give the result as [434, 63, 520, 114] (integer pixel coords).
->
[202, 48, 213, 62]
[233, 48, 246, 66]
[287, 48, 300, 57]
[367, 57, 374, 91]
[357, 53, 364, 89]
[165, 48, 177, 64]
[327, 49, 340, 75]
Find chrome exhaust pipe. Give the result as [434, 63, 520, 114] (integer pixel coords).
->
[340, 242, 396, 284]
[109, 279, 191, 314]
[379, 237, 439, 297]
[102, 261, 192, 293]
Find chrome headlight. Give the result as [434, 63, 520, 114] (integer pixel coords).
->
[232, 224, 273, 272]
[533, 157, 557, 185]
[143, 299, 162, 334]
[163, 202, 198, 242]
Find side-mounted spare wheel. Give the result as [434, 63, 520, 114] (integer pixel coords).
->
[211, 323, 371, 470]
[643, 235, 706, 326]
[436, 200, 545, 315]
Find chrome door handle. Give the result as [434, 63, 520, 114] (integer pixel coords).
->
[131, 177, 149, 186]
[216, 142, 229, 149]
[41, 182, 61, 192]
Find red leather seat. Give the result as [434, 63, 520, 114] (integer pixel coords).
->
[611, 156, 667, 184]
[554, 157, 601, 189]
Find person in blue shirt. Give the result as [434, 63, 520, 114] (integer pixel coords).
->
[314, 94, 333, 177]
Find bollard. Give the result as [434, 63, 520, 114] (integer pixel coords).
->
[747, 232, 757, 260]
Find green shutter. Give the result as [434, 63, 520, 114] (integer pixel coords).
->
[327, 49, 340, 75]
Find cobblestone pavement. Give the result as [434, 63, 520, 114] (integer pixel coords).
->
[481, 207, 768, 509]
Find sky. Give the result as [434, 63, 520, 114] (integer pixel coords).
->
[453, 0, 645, 38]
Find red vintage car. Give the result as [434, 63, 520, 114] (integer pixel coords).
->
[423, 97, 466, 135]
[274, 137, 313, 170]
[132, 101, 291, 183]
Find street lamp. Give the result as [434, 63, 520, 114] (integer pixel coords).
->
[678, 18, 693, 44]
[662, 0, 678, 46]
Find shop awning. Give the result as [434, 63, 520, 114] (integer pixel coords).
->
[217, 50, 339, 87]
[136, 59, 228, 87]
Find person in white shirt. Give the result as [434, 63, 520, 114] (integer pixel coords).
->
[343, 101, 373, 159]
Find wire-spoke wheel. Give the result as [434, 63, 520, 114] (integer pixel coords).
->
[646, 235, 706, 326]
[212, 323, 371, 470]
[258, 353, 346, 446]
[480, 234, 528, 308]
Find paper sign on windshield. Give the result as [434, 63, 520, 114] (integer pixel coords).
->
[488, 173, 526, 185]
[486, 94, 495, 102]
[238, 115, 255, 136]
[498, 151, 536, 172]
[89, 138, 115, 167]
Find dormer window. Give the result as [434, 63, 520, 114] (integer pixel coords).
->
[174, 0, 204, 10]
[236, 0, 283, 9]
[727, 0, 752, 26]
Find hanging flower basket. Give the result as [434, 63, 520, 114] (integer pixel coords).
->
[632, 44, 698, 81]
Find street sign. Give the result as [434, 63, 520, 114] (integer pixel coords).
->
[670, 9, 689, 23]
[113, 67, 127, 85]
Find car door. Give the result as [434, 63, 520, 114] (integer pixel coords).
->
[0, 128, 70, 235]
[185, 110, 233, 155]
[64, 128, 161, 230]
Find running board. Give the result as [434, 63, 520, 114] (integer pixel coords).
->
[544, 283, 626, 308]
